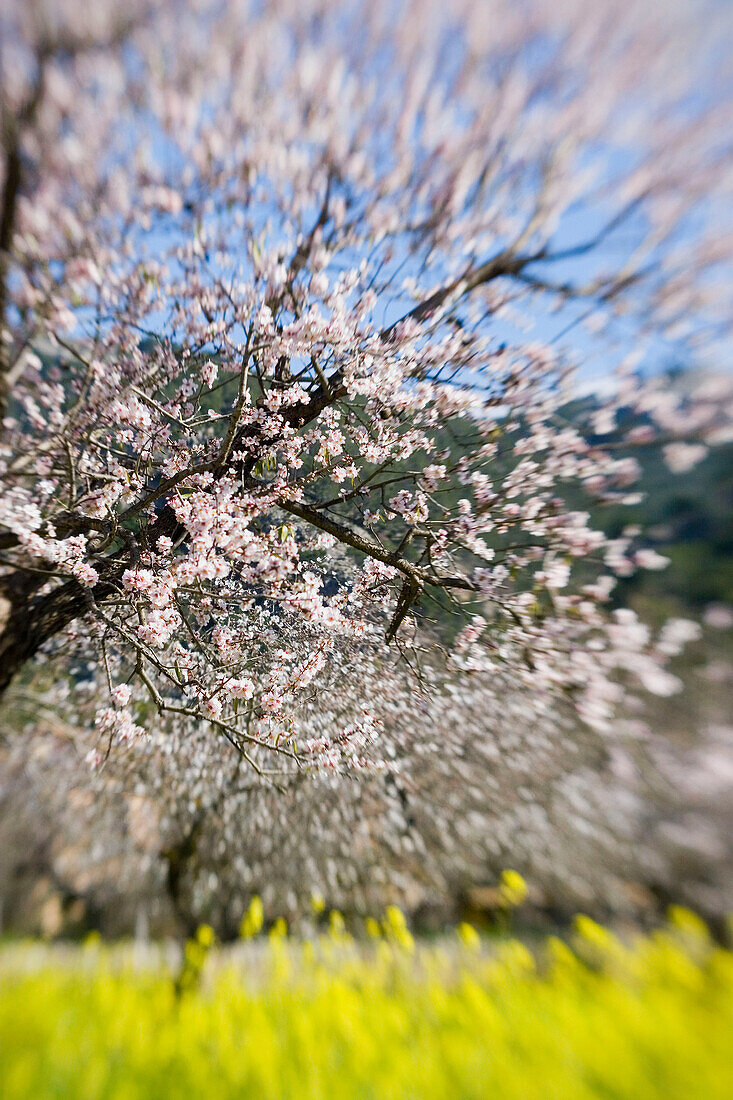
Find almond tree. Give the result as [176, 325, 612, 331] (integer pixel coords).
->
[0, 0, 731, 779]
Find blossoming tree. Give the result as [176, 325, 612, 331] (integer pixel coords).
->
[0, 0, 731, 784]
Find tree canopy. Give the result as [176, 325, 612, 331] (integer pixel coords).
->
[0, 0, 731, 784]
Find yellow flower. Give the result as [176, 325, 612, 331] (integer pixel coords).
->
[457, 923, 480, 951]
[365, 917, 381, 939]
[269, 917, 288, 941]
[196, 924, 215, 949]
[329, 910, 346, 937]
[311, 891, 326, 915]
[239, 895, 264, 939]
[668, 906, 709, 940]
[499, 869, 528, 907]
[383, 906, 415, 953]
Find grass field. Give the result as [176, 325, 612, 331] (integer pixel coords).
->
[1, 907, 731, 1099]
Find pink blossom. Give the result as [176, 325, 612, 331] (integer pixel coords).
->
[663, 442, 708, 474]
[226, 678, 255, 701]
[201, 361, 218, 387]
[111, 684, 132, 708]
[72, 562, 99, 587]
[635, 549, 670, 571]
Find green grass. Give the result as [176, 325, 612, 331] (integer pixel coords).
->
[0, 909, 731, 1099]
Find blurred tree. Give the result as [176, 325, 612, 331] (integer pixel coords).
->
[0, 0, 730, 787]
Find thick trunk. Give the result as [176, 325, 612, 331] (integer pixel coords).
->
[0, 576, 88, 694]
[0, 568, 121, 696]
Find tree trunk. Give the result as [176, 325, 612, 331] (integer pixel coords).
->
[0, 572, 111, 695]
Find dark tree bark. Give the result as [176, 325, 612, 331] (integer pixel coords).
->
[0, 562, 123, 695]
[0, 577, 89, 693]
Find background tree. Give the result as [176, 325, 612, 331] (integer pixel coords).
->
[0, 0, 731, 786]
[3, 618, 732, 936]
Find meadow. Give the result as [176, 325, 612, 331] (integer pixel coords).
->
[1, 904, 731, 1099]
